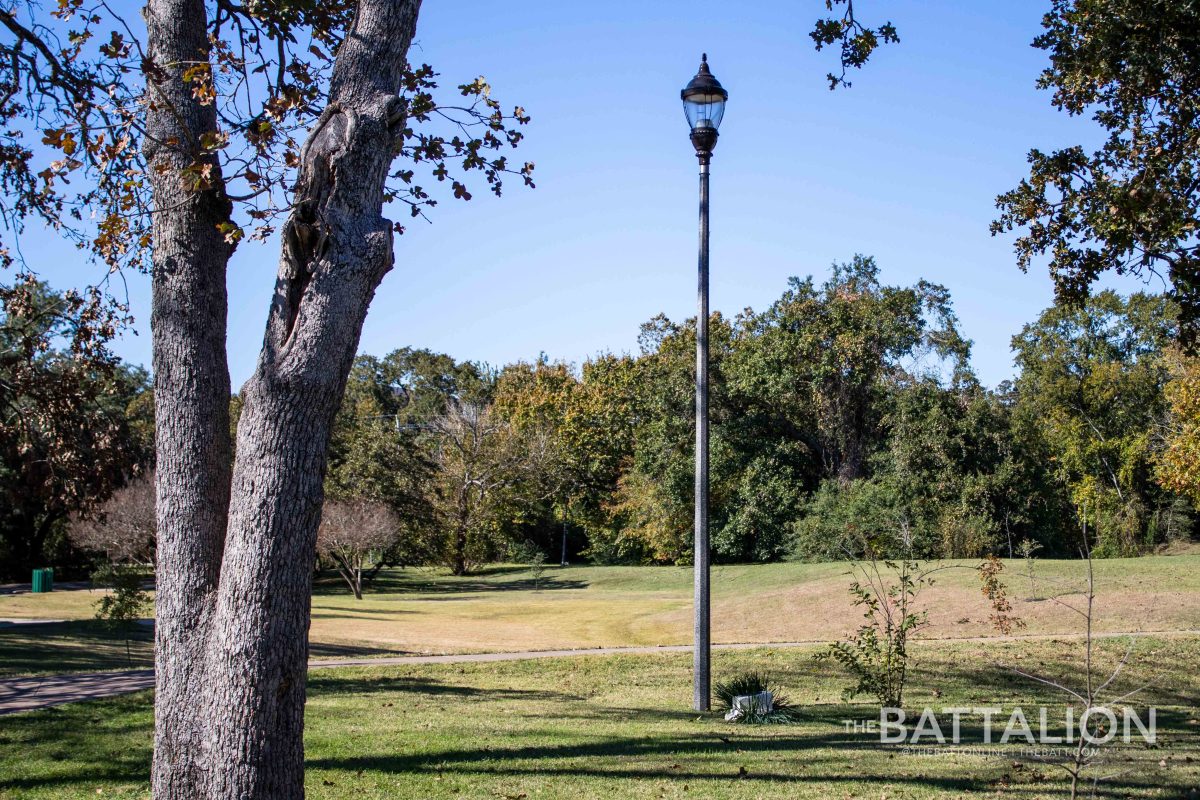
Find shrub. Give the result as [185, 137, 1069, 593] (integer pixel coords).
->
[713, 672, 797, 724]
[509, 540, 548, 588]
[92, 562, 151, 667]
[794, 478, 937, 561]
[817, 544, 929, 708]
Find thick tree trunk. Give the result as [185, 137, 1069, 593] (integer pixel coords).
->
[142, 0, 235, 795]
[200, 1, 421, 795]
[143, 0, 421, 791]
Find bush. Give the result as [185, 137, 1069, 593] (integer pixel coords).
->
[92, 562, 151, 667]
[509, 540, 548, 588]
[937, 508, 997, 559]
[816, 543, 929, 708]
[794, 478, 936, 561]
[92, 563, 151, 626]
[713, 672, 797, 724]
[714, 453, 804, 562]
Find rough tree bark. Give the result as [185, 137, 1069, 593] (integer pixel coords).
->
[145, 0, 423, 795]
[143, 0, 235, 794]
[201, 0, 422, 794]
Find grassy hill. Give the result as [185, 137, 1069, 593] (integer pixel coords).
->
[2, 555, 1198, 675]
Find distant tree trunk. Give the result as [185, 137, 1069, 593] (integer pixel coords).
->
[836, 437, 865, 485]
[449, 491, 473, 575]
[822, 376, 869, 486]
[32, 512, 63, 568]
[331, 552, 365, 599]
[451, 526, 469, 576]
[144, 0, 422, 794]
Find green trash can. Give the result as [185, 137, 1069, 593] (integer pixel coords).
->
[31, 568, 53, 593]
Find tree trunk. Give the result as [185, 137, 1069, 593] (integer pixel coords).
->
[199, 1, 422, 795]
[143, 0, 421, 792]
[335, 551, 366, 600]
[333, 554, 365, 599]
[451, 499, 472, 576]
[143, 0, 235, 793]
[451, 526, 469, 576]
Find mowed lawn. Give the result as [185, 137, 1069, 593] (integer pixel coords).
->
[2, 555, 1199, 676]
[1, 638, 1198, 799]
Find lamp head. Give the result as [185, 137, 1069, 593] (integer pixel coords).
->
[681, 54, 727, 155]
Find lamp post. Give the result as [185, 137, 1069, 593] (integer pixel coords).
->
[681, 53, 726, 713]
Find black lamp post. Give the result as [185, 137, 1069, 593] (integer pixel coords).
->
[681, 53, 726, 713]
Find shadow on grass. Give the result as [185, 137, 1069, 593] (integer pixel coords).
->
[0, 694, 152, 791]
[312, 566, 589, 598]
[0, 621, 152, 677]
[921, 650, 1200, 709]
[0, 685, 1190, 797]
[307, 672, 586, 703]
[310, 609, 418, 619]
[0, 762, 151, 793]
[308, 641, 414, 659]
[308, 706, 1188, 797]
[305, 729, 986, 792]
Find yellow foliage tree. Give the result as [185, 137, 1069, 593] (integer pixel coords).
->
[1156, 352, 1200, 505]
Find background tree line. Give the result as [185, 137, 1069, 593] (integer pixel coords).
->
[15, 253, 1198, 582]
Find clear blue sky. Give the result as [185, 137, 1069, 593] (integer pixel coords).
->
[29, 0, 1154, 389]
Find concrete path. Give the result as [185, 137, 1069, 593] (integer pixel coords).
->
[0, 582, 90, 596]
[2, 629, 1197, 716]
[0, 670, 155, 715]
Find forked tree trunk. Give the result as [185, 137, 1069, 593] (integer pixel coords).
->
[145, 0, 422, 795]
[333, 552, 366, 599]
[144, 0, 235, 794]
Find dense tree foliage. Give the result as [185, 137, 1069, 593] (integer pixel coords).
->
[306, 264, 1197, 570]
[1157, 351, 1200, 505]
[993, 0, 1200, 340]
[1011, 290, 1186, 554]
[0, 280, 151, 577]
[14, 267, 1198, 579]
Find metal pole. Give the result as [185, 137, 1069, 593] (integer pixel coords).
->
[693, 152, 711, 712]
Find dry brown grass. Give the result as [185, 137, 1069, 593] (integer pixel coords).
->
[3, 555, 1197, 660]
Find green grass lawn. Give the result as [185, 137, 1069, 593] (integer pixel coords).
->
[2, 555, 1199, 676]
[1, 638, 1198, 799]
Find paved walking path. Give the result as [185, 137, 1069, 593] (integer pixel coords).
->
[0, 582, 90, 596]
[2, 629, 1197, 716]
[0, 670, 156, 715]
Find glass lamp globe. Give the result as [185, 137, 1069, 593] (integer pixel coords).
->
[681, 54, 727, 144]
